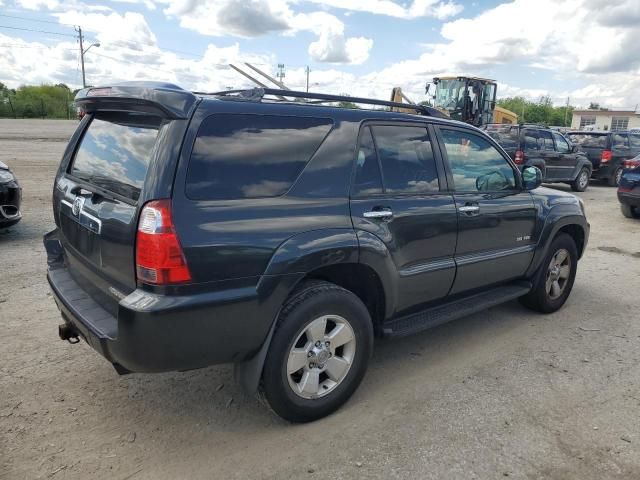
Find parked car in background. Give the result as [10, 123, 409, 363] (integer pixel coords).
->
[566, 131, 640, 186]
[483, 124, 592, 191]
[46, 83, 589, 422]
[617, 155, 640, 218]
[0, 161, 22, 229]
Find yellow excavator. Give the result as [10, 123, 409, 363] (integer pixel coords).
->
[391, 76, 518, 126]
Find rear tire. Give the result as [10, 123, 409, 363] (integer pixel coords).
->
[520, 233, 578, 313]
[621, 203, 638, 218]
[571, 168, 590, 192]
[261, 281, 373, 423]
[609, 166, 623, 187]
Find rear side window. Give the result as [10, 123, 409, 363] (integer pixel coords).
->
[70, 113, 162, 201]
[352, 127, 383, 196]
[483, 125, 519, 149]
[371, 125, 439, 194]
[186, 114, 332, 200]
[612, 134, 629, 148]
[567, 133, 607, 149]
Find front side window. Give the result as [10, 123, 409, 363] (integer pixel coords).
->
[186, 114, 332, 200]
[441, 129, 516, 192]
[552, 132, 571, 153]
[371, 125, 439, 194]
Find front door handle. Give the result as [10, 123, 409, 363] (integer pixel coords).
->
[364, 210, 393, 220]
[459, 205, 480, 214]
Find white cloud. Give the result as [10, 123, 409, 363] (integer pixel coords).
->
[306, 0, 463, 20]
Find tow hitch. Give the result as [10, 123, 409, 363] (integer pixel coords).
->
[58, 323, 80, 344]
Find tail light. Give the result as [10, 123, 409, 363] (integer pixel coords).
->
[601, 150, 612, 163]
[514, 150, 525, 165]
[624, 158, 640, 168]
[136, 200, 191, 285]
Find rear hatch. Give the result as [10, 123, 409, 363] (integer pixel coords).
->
[566, 132, 607, 169]
[55, 111, 164, 315]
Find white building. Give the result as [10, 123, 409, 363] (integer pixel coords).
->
[571, 109, 640, 131]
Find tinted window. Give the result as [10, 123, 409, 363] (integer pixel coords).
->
[538, 130, 555, 151]
[187, 114, 332, 200]
[352, 127, 382, 196]
[552, 132, 570, 153]
[612, 133, 629, 148]
[371, 125, 439, 194]
[567, 133, 607, 149]
[441, 129, 516, 192]
[70, 113, 161, 201]
[483, 125, 519, 149]
[629, 134, 640, 149]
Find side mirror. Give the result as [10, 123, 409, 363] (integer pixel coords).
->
[522, 166, 543, 190]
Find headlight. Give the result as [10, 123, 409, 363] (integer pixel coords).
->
[0, 170, 15, 184]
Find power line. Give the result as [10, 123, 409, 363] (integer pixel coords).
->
[0, 13, 76, 27]
[0, 24, 76, 37]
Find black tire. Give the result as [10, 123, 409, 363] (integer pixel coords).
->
[608, 166, 623, 187]
[261, 281, 373, 423]
[520, 233, 578, 314]
[571, 167, 590, 192]
[621, 203, 638, 218]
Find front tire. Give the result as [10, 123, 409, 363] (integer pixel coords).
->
[609, 166, 623, 187]
[571, 168, 590, 192]
[261, 281, 373, 423]
[520, 233, 578, 313]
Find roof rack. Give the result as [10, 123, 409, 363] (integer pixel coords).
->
[195, 88, 448, 118]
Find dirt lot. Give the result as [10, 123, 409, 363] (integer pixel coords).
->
[1, 118, 639, 480]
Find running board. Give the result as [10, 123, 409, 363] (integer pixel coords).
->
[382, 281, 532, 338]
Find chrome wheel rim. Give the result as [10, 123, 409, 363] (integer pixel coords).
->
[286, 315, 356, 399]
[579, 171, 589, 189]
[546, 248, 571, 300]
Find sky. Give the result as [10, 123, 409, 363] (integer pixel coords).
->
[1, 0, 640, 108]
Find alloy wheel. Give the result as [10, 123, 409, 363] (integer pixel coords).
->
[545, 248, 571, 300]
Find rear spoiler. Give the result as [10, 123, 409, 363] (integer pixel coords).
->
[75, 82, 198, 120]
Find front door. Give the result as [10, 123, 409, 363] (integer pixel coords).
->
[350, 123, 457, 315]
[436, 126, 538, 295]
[550, 131, 579, 180]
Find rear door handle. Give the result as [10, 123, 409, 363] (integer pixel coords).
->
[364, 210, 393, 220]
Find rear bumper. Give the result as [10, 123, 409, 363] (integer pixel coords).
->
[0, 180, 22, 227]
[46, 255, 293, 374]
[618, 191, 640, 208]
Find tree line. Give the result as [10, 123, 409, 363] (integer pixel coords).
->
[497, 96, 575, 127]
[0, 83, 80, 119]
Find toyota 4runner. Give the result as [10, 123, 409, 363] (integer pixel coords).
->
[45, 83, 589, 422]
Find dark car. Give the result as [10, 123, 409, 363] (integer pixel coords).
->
[0, 161, 22, 229]
[618, 154, 640, 218]
[45, 83, 589, 422]
[566, 131, 640, 186]
[483, 124, 592, 192]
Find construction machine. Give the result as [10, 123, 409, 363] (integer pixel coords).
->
[426, 76, 518, 126]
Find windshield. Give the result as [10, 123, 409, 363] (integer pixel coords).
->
[434, 79, 467, 113]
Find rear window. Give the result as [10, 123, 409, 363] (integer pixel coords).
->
[483, 125, 520, 149]
[566, 133, 607, 149]
[186, 114, 332, 200]
[70, 112, 162, 201]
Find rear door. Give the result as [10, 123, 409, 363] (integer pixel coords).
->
[54, 112, 165, 313]
[535, 129, 562, 180]
[350, 122, 457, 315]
[566, 132, 608, 170]
[436, 126, 537, 295]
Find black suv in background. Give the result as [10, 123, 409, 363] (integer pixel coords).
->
[45, 83, 589, 422]
[618, 155, 640, 218]
[484, 124, 592, 191]
[566, 131, 640, 186]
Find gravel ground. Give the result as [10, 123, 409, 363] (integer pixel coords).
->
[1, 118, 639, 480]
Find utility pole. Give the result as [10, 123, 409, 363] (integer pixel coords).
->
[305, 66, 310, 92]
[76, 26, 86, 88]
[276, 63, 285, 85]
[564, 96, 570, 126]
